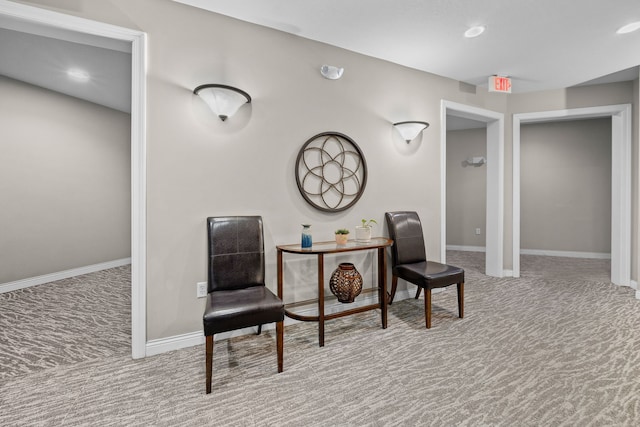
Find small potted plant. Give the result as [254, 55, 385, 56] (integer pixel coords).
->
[335, 228, 350, 245]
[355, 219, 377, 242]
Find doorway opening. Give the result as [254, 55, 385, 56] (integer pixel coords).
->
[441, 100, 504, 277]
[0, 0, 148, 358]
[513, 104, 632, 287]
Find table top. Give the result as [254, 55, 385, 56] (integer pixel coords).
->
[277, 237, 393, 254]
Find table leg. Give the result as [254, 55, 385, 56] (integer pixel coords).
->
[378, 247, 388, 329]
[277, 249, 283, 300]
[318, 253, 324, 347]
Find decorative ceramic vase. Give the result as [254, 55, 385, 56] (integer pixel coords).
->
[329, 263, 363, 303]
[301, 224, 312, 248]
[355, 226, 372, 242]
[335, 233, 349, 245]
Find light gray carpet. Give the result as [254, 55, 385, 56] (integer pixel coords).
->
[0, 265, 131, 380]
[1, 253, 639, 426]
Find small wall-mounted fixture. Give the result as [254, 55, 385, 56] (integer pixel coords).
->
[393, 121, 429, 143]
[320, 65, 344, 80]
[193, 84, 251, 121]
[464, 156, 486, 167]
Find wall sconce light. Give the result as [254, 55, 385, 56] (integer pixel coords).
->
[393, 121, 430, 143]
[193, 84, 251, 121]
[320, 65, 344, 80]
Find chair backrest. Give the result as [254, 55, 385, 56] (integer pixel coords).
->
[207, 216, 265, 293]
[385, 211, 427, 266]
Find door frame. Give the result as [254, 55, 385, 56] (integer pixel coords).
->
[512, 104, 632, 286]
[0, 0, 148, 358]
[441, 100, 505, 277]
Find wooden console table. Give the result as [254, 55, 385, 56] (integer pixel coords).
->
[276, 237, 393, 347]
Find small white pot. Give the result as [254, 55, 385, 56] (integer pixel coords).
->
[355, 226, 371, 242]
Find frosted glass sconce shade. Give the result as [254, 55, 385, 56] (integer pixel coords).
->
[393, 121, 429, 143]
[193, 84, 251, 121]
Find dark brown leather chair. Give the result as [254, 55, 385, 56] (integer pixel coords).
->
[385, 211, 464, 328]
[203, 216, 284, 394]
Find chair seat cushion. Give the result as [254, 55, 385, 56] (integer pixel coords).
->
[203, 286, 284, 336]
[394, 261, 464, 289]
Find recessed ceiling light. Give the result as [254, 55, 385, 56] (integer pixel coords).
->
[67, 68, 91, 82]
[616, 21, 640, 34]
[464, 25, 486, 38]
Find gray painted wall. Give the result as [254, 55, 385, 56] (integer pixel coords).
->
[57, 0, 508, 340]
[0, 76, 131, 283]
[446, 119, 612, 255]
[6, 0, 639, 341]
[446, 128, 487, 247]
[520, 119, 612, 254]
[506, 81, 636, 271]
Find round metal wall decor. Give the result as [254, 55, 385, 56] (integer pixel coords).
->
[295, 131, 368, 213]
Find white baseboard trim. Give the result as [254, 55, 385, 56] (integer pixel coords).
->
[0, 258, 132, 294]
[145, 289, 419, 357]
[630, 281, 639, 299]
[503, 269, 514, 277]
[448, 247, 610, 260]
[145, 318, 308, 357]
[446, 245, 486, 252]
[146, 330, 204, 356]
[520, 249, 611, 259]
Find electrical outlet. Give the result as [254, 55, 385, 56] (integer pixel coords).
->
[196, 281, 207, 298]
[475, 228, 481, 235]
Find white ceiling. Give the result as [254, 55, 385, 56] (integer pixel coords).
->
[1, 0, 639, 117]
[0, 13, 131, 113]
[175, 0, 640, 93]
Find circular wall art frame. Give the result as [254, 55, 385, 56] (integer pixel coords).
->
[295, 131, 368, 213]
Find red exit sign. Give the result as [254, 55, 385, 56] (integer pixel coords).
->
[489, 75, 512, 93]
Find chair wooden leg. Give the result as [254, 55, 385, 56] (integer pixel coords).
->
[457, 282, 464, 319]
[205, 335, 213, 394]
[424, 288, 432, 329]
[276, 321, 284, 373]
[415, 287, 422, 299]
[389, 275, 398, 304]
[257, 324, 262, 335]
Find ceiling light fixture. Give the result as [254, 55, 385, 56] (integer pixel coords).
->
[393, 121, 429, 143]
[464, 25, 486, 38]
[193, 84, 251, 121]
[66, 68, 90, 82]
[616, 21, 640, 34]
